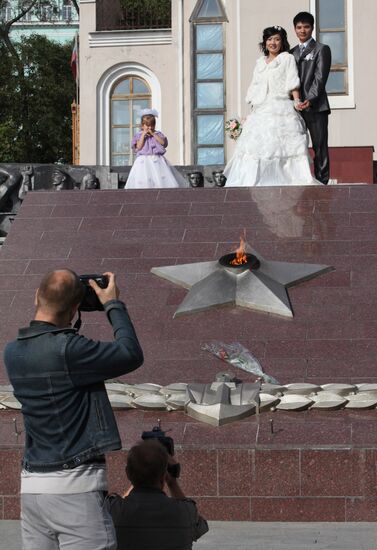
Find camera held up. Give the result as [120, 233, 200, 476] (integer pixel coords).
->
[142, 421, 180, 478]
[79, 274, 109, 312]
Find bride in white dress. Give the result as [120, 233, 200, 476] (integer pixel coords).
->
[224, 26, 318, 187]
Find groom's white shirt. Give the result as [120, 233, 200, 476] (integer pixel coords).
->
[298, 37, 314, 48]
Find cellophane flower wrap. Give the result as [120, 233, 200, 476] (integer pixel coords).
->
[202, 341, 279, 384]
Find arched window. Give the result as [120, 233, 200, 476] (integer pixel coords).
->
[110, 76, 151, 166]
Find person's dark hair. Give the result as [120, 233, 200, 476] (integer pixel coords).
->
[126, 440, 168, 489]
[37, 269, 84, 317]
[293, 11, 315, 28]
[259, 26, 290, 56]
[141, 114, 156, 129]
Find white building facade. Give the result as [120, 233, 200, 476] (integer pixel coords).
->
[79, 0, 376, 169]
[2, 0, 79, 44]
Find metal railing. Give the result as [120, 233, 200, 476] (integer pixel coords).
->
[96, 0, 171, 31]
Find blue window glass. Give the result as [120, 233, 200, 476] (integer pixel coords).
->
[132, 99, 150, 125]
[110, 76, 151, 166]
[197, 147, 224, 165]
[197, 0, 224, 18]
[317, 0, 348, 96]
[326, 71, 346, 94]
[111, 128, 131, 154]
[112, 155, 130, 166]
[197, 115, 223, 145]
[196, 24, 222, 50]
[113, 80, 130, 95]
[318, 0, 345, 28]
[319, 32, 345, 64]
[192, 4, 227, 163]
[197, 82, 223, 108]
[197, 53, 223, 79]
[133, 78, 150, 94]
[112, 101, 130, 125]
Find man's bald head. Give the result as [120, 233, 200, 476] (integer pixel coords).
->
[36, 269, 84, 320]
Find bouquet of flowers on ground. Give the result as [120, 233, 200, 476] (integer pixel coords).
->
[202, 341, 279, 384]
[225, 117, 242, 140]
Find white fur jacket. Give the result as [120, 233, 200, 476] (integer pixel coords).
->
[245, 51, 300, 106]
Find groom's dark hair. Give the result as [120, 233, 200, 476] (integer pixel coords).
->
[293, 12, 315, 27]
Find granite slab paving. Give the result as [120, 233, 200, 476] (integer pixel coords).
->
[2, 521, 377, 550]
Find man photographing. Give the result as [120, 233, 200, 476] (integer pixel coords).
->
[106, 440, 208, 550]
[4, 269, 144, 550]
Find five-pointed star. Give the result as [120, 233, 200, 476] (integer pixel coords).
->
[151, 248, 333, 318]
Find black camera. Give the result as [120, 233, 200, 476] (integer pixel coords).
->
[142, 422, 180, 478]
[79, 274, 108, 312]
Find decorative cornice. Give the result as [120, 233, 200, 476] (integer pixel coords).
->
[13, 21, 79, 28]
[88, 29, 172, 48]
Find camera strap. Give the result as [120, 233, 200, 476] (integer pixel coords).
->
[73, 309, 82, 331]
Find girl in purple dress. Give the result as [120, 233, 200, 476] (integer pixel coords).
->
[125, 109, 187, 189]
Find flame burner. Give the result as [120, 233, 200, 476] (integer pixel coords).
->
[219, 253, 260, 273]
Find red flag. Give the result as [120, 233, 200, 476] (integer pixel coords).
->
[71, 33, 79, 84]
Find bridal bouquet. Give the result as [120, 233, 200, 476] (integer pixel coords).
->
[225, 118, 242, 140]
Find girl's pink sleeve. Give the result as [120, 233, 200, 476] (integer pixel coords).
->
[151, 132, 167, 154]
[157, 131, 168, 148]
[131, 133, 139, 150]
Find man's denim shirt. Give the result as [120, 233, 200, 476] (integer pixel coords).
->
[4, 300, 144, 472]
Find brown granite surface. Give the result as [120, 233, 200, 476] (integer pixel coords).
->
[2, 185, 377, 520]
[310, 146, 374, 184]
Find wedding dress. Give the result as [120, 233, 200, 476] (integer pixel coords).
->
[224, 52, 318, 187]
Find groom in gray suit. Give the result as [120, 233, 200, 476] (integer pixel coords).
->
[291, 12, 332, 184]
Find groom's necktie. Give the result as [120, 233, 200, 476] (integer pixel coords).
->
[299, 44, 306, 55]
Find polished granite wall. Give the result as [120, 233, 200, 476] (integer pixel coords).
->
[311, 146, 374, 183]
[1, 185, 377, 520]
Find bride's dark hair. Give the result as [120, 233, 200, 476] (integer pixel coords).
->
[259, 26, 290, 56]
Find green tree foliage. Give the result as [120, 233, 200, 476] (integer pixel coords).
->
[119, 0, 171, 21]
[0, 1, 78, 61]
[0, 35, 75, 162]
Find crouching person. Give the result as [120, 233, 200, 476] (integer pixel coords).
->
[106, 440, 209, 550]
